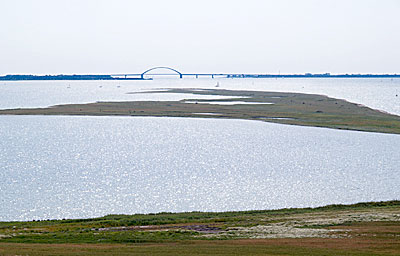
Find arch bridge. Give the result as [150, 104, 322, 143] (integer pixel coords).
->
[141, 67, 183, 79]
[111, 67, 229, 79]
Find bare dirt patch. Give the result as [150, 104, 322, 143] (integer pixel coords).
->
[203, 208, 400, 239]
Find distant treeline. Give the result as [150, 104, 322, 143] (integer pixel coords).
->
[0, 75, 143, 81]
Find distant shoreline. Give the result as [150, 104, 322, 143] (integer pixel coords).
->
[0, 74, 147, 81]
[1, 73, 400, 81]
[228, 73, 400, 78]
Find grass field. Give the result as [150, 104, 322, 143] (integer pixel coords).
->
[1, 201, 399, 255]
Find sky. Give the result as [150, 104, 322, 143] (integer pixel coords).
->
[1, 0, 399, 74]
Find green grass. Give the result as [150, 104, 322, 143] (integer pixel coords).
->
[2, 200, 398, 231]
[1, 200, 399, 244]
[1, 230, 199, 244]
[1, 201, 399, 255]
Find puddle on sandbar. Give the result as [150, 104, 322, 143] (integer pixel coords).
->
[185, 101, 275, 105]
[192, 113, 223, 116]
[257, 117, 295, 120]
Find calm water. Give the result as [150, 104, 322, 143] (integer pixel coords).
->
[1, 116, 399, 221]
[1, 78, 400, 115]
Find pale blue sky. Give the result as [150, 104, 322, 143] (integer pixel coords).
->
[1, 0, 399, 74]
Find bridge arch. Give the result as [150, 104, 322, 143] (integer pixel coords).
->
[141, 67, 183, 79]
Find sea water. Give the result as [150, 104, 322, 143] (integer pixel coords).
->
[1, 116, 399, 221]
